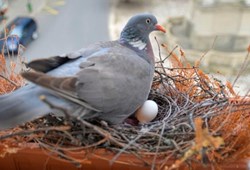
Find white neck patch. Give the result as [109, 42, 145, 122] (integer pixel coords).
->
[129, 40, 147, 50]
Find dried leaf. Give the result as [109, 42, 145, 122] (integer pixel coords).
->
[167, 118, 224, 170]
[226, 81, 236, 97]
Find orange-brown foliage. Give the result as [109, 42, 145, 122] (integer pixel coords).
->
[0, 54, 24, 95]
[168, 118, 224, 170]
[162, 45, 250, 164]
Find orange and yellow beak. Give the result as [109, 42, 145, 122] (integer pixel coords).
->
[155, 24, 166, 33]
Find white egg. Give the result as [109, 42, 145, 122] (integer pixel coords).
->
[135, 100, 158, 124]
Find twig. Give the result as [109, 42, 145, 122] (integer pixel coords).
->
[232, 50, 250, 87]
[77, 119, 126, 148]
[0, 126, 69, 141]
[110, 125, 155, 165]
[36, 139, 83, 167]
[159, 45, 178, 63]
[198, 36, 218, 64]
[151, 122, 166, 170]
[154, 37, 167, 76]
[0, 74, 19, 87]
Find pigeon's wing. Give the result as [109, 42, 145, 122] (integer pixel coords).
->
[75, 45, 154, 123]
[21, 70, 100, 112]
[27, 41, 118, 73]
[22, 43, 153, 124]
[26, 56, 71, 73]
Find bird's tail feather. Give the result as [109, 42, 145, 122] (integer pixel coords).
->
[0, 85, 52, 130]
[0, 84, 99, 130]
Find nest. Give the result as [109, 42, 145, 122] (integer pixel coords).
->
[0, 43, 250, 169]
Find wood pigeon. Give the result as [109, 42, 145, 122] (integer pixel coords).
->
[0, 13, 166, 129]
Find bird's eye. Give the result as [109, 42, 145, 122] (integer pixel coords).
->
[146, 19, 151, 24]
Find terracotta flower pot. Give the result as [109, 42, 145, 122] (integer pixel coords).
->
[0, 143, 249, 170]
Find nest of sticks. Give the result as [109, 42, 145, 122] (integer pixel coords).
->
[0, 43, 250, 169]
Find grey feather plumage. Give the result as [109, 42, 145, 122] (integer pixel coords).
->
[0, 13, 165, 129]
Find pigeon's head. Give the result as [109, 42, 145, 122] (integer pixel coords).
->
[126, 13, 165, 34]
[120, 13, 166, 50]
